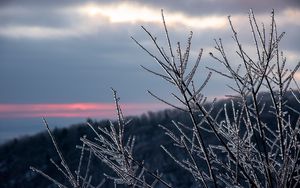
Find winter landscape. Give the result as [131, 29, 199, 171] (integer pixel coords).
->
[1, 0, 300, 187]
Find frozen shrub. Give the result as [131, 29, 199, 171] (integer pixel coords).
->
[133, 9, 300, 187]
[32, 9, 300, 188]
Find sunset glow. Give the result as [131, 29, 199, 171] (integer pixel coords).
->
[293, 72, 300, 81]
[0, 103, 167, 119]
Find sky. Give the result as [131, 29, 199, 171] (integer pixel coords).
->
[0, 0, 300, 142]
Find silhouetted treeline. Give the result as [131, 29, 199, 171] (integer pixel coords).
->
[0, 91, 299, 188]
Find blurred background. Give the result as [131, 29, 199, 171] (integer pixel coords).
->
[0, 0, 300, 143]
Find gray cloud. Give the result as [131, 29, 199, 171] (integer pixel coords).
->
[0, 0, 299, 141]
[0, 0, 299, 106]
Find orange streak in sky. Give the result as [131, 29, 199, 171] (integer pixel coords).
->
[0, 103, 167, 118]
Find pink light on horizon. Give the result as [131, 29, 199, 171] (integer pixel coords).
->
[0, 102, 168, 119]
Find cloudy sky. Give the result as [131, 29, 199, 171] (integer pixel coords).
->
[0, 0, 300, 141]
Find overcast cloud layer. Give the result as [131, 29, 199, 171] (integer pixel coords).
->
[0, 0, 299, 123]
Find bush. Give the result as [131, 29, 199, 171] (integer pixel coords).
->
[31, 9, 300, 188]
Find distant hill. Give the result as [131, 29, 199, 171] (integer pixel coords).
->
[1, 92, 300, 188]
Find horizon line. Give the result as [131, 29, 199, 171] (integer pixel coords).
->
[0, 102, 169, 119]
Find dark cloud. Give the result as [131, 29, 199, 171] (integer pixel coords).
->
[2, 0, 299, 16]
[0, 0, 299, 105]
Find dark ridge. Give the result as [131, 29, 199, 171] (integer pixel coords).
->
[0, 91, 299, 187]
